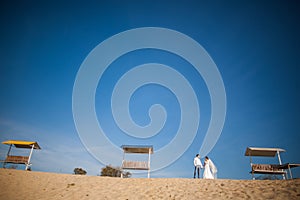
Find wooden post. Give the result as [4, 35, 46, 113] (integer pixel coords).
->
[148, 148, 151, 178]
[249, 152, 254, 180]
[277, 150, 286, 180]
[3, 144, 12, 168]
[277, 150, 282, 165]
[25, 144, 34, 170]
[121, 151, 125, 178]
[288, 164, 292, 179]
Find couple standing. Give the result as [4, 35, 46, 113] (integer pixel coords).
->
[193, 154, 217, 179]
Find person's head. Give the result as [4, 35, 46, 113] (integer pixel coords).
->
[205, 156, 209, 160]
[196, 154, 200, 158]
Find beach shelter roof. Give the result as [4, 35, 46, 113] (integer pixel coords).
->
[2, 140, 41, 149]
[121, 145, 153, 154]
[245, 147, 285, 157]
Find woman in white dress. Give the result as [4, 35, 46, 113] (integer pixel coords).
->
[203, 156, 217, 179]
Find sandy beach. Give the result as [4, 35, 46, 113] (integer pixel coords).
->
[0, 168, 300, 200]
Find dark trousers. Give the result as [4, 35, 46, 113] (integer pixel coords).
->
[194, 166, 200, 178]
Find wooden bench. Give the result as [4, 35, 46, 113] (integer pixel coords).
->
[122, 160, 149, 170]
[4, 155, 29, 164]
[251, 164, 287, 175]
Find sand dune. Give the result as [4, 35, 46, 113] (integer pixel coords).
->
[0, 168, 300, 200]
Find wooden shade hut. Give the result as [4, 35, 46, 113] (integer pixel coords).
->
[121, 145, 153, 178]
[2, 140, 41, 170]
[245, 147, 300, 180]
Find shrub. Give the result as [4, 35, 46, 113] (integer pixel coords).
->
[74, 168, 87, 175]
[100, 165, 131, 178]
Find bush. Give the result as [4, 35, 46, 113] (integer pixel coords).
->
[100, 165, 131, 178]
[74, 168, 87, 175]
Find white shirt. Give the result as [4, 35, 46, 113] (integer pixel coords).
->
[194, 157, 203, 167]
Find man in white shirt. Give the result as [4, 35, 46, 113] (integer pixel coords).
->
[193, 154, 203, 178]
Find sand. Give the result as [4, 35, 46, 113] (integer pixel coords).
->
[0, 169, 300, 200]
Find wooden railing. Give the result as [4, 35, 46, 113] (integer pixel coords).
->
[122, 160, 149, 170]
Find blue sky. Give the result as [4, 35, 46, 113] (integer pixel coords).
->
[0, 0, 299, 179]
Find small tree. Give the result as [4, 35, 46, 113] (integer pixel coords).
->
[74, 168, 87, 175]
[100, 165, 131, 178]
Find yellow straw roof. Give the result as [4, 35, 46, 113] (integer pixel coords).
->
[2, 140, 41, 149]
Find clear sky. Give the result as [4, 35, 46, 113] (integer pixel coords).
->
[0, 0, 299, 179]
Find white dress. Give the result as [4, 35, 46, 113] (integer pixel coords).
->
[203, 159, 214, 179]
